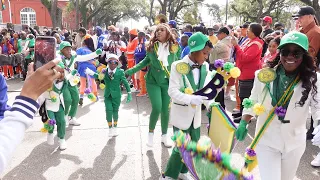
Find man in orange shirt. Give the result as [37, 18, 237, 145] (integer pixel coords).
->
[120, 29, 139, 90]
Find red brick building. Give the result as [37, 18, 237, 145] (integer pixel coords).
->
[0, 0, 78, 29]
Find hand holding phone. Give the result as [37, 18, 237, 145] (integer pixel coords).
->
[34, 36, 57, 69]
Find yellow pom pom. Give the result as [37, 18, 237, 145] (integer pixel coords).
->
[230, 67, 241, 78]
[99, 83, 106, 89]
[184, 87, 194, 95]
[73, 78, 80, 84]
[40, 128, 48, 133]
[47, 87, 53, 92]
[253, 103, 265, 115]
[98, 73, 105, 81]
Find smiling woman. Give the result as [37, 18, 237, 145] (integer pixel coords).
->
[235, 31, 320, 180]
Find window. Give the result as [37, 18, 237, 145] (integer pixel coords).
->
[20, 8, 36, 27]
[0, 11, 2, 23]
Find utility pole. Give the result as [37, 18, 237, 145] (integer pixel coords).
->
[225, 0, 228, 25]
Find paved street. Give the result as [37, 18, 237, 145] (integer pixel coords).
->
[1, 79, 320, 180]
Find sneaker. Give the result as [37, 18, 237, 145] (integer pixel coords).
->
[161, 134, 173, 148]
[69, 117, 81, 126]
[19, 73, 23, 79]
[146, 132, 154, 147]
[136, 93, 147, 97]
[79, 98, 83, 106]
[59, 139, 67, 150]
[233, 116, 241, 123]
[311, 152, 320, 167]
[65, 116, 69, 128]
[47, 133, 54, 145]
[113, 127, 119, 137]
[109, 128, 113, 137]
[159, 175, 174, 180]
[178, 172, 193, 180]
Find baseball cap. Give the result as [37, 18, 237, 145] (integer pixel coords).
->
[59, 41, 72, 51]
[278, 31, 309, 51]
[188, 32, 209, 53]
[240, 22, 250, 28]
[168, 20, 177, 28]
[217, 27, 230, 35]
[274, 22, 284, 29]
[263, 16, 273, 24]
[129, 29, 138, 36]
[292, 6, 315, 18]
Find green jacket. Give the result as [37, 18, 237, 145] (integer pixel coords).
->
[127, 43, 179, 85]
[95, 68, 130, 98]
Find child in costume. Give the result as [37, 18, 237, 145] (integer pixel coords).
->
[126, 23, 180, 148]
[161, 32, 215, 180]
[39, 63, 68, 150]
[58, 41, 102, 126]
[236, 32, 320, 180]
[76, 35, 99, 105]
[85, 54, 132, 137]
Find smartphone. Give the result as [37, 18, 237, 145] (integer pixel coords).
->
[34, 36, 56, 69]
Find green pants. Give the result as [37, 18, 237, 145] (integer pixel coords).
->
[64, 83, 79, 117]
[47, 105, 66, 139]
[104, 95, 121, 128]
[146, 82, 170, 134]
[164, 122, 200, 179]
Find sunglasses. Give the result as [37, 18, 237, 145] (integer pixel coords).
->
[108, 60, 118, 65]
[280, 49, 304, 59]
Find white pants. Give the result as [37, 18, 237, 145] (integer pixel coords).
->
[256, 143, 306, 180]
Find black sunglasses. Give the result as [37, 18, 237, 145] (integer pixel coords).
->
[280, 49, 304, 59]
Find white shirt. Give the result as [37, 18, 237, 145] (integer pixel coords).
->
[187, 57, 200, 86]
[108, 67, 117, 74]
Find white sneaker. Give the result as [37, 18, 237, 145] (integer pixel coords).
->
[311, 152, 320, 167]
[19, 73, 23, 79]
[146, 132, 154, 147]
[178, 172, 193, 180]
[159, 175, 174, 180]
[65, 116, 69, 128]
[109, 128, 113, 137]
[59, 139, 67, 150]
[113, 127, 119, 137]
[69, 117, 81, 126]
[47, 133, 54, 145]
[161, 134, 173, 148]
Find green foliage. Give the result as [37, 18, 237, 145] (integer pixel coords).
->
[40, 0, 51, 11]
[229, 0, 303, 23]
[207, 3, 222, 23]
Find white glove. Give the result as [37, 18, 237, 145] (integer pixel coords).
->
[190, 95, 208, 106]
[85, 68, 95, 76]
[312, 125, 320, 146]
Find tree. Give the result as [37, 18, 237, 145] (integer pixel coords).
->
[229, 0, 303, 23]
[299, 0, 320, 21]
[41, 0, 63, 28]
[207, 3, 222, 23]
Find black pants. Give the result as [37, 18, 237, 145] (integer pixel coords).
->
[239, 79, 254, 116]
[23, 58, 33, 80]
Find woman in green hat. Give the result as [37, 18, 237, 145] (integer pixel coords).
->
[236, 31, 320, 180]
[125, 23, 180, 148]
